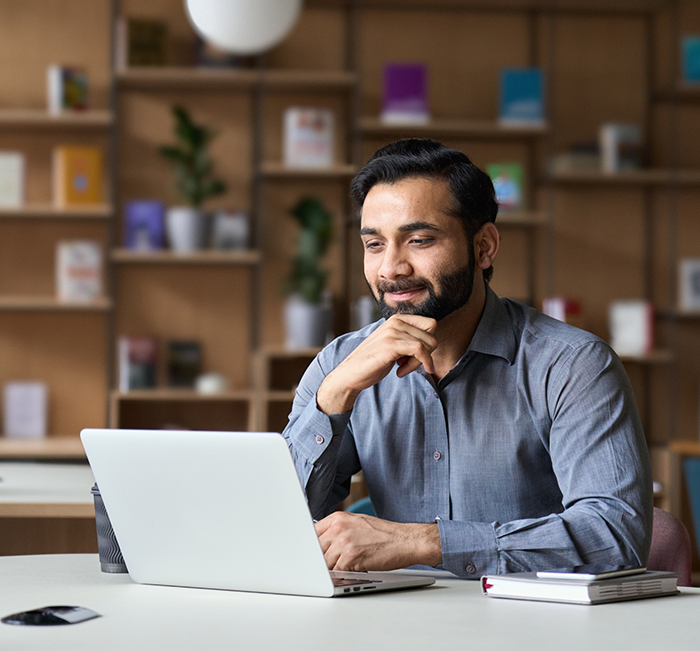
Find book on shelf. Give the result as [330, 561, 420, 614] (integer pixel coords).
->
[283, 107, 334, 168]
[53, 146, 104, 207]
[542, 297, 583, 329]
[499, 68, 545, 127]
[481, 569, 678, 605]
[118, 336, 157, 391]
[599, 122, 641, 173]
[115, 17, 168, 68]
[55, 240, 103, 303]
[0, 151, 25, 208]
[381, 63, 429, 125]
[608, 299, 654, 357]
[681, 35, 700, 83]
[487, 162, 524, 211]
[47, 65, 88, 114]
[2, 381, 48, 439]
[679, 258, 700, 312]
[123, 200, 165, 250]
[167, 340, 202, 388]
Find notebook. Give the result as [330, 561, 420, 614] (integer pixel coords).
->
[80, 428, 436, 598]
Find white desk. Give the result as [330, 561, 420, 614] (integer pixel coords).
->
[0, 554, 699, 650]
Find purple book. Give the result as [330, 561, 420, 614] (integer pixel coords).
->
[123, 200, 165, 250]
[382, 63, 429, 124]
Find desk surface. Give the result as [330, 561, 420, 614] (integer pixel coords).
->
[0, 462, 94, 517]
[0, 554, 699, 651]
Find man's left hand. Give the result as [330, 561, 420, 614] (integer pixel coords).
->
[314, 512, 442, 572]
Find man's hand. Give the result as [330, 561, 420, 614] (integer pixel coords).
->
[316, 314, 437, 415]
[314, 511, 442, 572]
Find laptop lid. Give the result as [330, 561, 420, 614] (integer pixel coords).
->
[81, 428, 337, 597]
[80, 428, 435, 598]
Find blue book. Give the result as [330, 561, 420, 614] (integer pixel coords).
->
[123, 200, 165, 250]
[682, 36, 700, 83]
[499, 68, 545, 126]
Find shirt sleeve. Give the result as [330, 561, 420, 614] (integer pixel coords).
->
[282, 351, 362, 520]
[437, 342, 653, 578]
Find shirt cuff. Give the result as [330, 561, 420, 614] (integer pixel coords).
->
[437, 518, 500, 578]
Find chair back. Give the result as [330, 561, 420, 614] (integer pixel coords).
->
[647, 506, 693, 587]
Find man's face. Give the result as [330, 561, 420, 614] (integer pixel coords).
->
[360, 178, 476, 321]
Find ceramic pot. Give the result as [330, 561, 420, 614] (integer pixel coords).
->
[166, 206, 207, 252]
[283, 295, 331, 349]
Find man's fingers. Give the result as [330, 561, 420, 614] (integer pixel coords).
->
[388, 314, 438, 335]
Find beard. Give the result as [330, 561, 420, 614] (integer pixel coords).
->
[368, 252, 476, 322]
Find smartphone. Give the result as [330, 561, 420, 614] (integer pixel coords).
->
[536, 564, 647, 581]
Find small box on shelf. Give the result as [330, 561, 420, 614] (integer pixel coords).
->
[0, 152, 25, 208]
[608, 300, 654, 357]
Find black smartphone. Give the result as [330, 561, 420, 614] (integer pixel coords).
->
[536, 564, 647, 581]
[2, 606, 101, 626]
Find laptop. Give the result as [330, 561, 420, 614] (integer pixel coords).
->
[80, 428, 436, 598]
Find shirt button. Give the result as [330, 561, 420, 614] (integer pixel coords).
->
[315, 435, 324, 445]
[465, 564, 476, 575]
[433, 393, 439, 399]
[433, 450, 441, 461]
[332, 436, 339, 443]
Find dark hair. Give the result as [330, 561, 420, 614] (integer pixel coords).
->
[350, 138, 498, 282]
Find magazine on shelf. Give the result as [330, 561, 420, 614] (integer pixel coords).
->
[283, 107, 334, 168]
[608, 299, 654, 357]
[118, 336, 158, 391]
[0, 152, 25, 208]
[53, 146, 104, 207]
[2, 381, 48, 439]
[499, 68, 545, 127]
[123, 200, 165, 250]
[487, 162, 524, 211]
[381, 62, 429, 125]
[47, 65, 88, 114]
[55, 240, 103, 303]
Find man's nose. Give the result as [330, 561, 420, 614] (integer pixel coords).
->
[378, 243, 412, 279]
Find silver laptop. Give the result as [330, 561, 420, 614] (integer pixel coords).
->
[80, 428, 435, 598]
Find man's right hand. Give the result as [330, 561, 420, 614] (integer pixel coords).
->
[315, 314, 437, 415]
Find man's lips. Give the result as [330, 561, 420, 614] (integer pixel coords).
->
[384, 287, 426, 302]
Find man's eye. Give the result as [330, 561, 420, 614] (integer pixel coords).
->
[364, 241, 383, 251]
[410, 238, 433, 246]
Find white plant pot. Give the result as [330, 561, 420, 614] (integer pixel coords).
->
[166, 206, 207, 252]
[284, 295, 331, 350]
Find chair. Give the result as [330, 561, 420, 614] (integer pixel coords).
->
[345, 496, 375, 516]
[647, 506, 693, 587]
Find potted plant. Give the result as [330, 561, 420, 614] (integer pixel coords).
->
[282, 197, 333, 349]
[159, 105, 226, 252]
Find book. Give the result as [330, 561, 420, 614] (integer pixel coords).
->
[2, 381, 48, 439]
[47, 65, 88, 114]
[115, 17, 168, 68]
[283, 107, 334, 168]
[681, 35, 700, 83]
[481, 570, 678, 605]
[381, 63, 429, 125]
[608, 299, 654, 357]
[542, 297, 583, 329]
[55, 240, 103, 303]
[167, 341, 202, 388]
[487, 162, 524, 211]
[123, 200, 165, 250]
[118, 337, 157, 391]
[0, 152, 25, 208]
[499, 68, 545, 127]
[678, 258, 700, 312]
[53, 146, 104, 207]
[599, 122, 641, 173]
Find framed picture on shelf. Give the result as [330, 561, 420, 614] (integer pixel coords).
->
[679, 258, 700, 312]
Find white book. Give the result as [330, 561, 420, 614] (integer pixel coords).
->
[609, 299, 653, 357]
[0, 152, 25, 208]
[3, 382, 48, 439]
[55, 240, 103, 303]
[599, 122, 641, 173]
[283, 108, 334, 168]
[679, 258, 700, 312]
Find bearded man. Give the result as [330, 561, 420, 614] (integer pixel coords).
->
[282, 138, 652, 578]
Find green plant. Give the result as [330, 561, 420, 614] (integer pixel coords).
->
[283, 197, 333, 304]
[158, 105, 226, 208]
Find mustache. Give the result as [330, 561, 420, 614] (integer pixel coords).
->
[375, 277, 431, 294]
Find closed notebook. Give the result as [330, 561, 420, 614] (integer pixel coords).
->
[481, 570, 678, 605]
[53, 146, 104, 207]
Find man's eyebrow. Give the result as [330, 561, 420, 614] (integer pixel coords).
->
[398, 221, 440, 233]
[360, 226, 378, 236]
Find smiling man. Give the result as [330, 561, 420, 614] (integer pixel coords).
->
[283, 139, 652, 578]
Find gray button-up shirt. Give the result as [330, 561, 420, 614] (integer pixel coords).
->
[283, 287, 653, 577]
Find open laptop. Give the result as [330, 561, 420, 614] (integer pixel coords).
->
[80, 428, 436, 598]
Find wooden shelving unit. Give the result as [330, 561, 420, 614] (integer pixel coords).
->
[359, 117, 549, 140]
[0, 108, 113, 129]
[259, 162, 358, 179]
[111, 249, 261, 265]
[0, 204, 113, 220]
[0, 296, 113, 312]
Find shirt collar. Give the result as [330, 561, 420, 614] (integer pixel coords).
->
[466, 285, 517, 365]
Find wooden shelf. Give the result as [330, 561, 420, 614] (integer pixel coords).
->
[497, 211, 548, 226]
[117, 67, 356, 91]
[0, 108, 113, 129]
[549, 168, 700, 186]
[618, 350, 673, 364]
[111, 249, 261, 265]
[112, 389, 253, 402]
[0, 296, 112, 312]
[0, 437, 86, 460]
[260, 162, 358, 179]
[0, 204, 112, 220]
[263, 390, 296, 402]
[359, 117, 549, 139]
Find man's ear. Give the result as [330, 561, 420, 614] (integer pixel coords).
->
[474, 223, 499, 271]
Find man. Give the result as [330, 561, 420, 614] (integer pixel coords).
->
[283, 138, 652, 578]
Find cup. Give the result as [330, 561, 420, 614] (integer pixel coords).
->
[90, 483, 128, 574]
